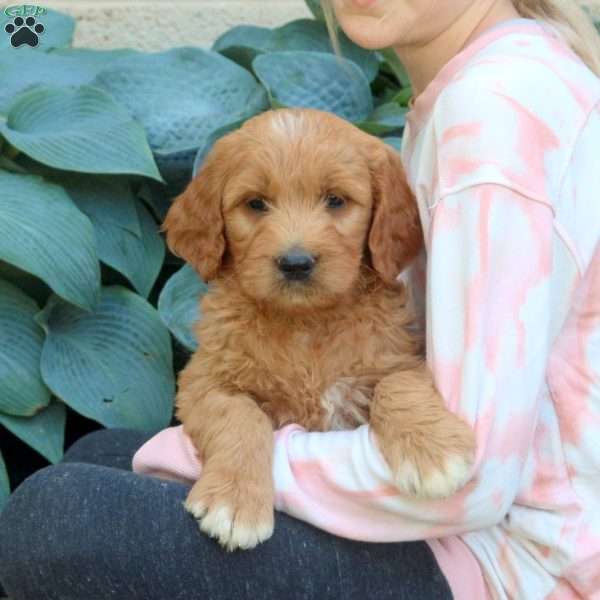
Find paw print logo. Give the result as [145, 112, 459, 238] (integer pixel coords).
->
[5, 15, 45, 48]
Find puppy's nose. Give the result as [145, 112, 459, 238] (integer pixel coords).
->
[276, 247, 317, 281]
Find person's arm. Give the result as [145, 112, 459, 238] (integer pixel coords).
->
[133, 184, 554, 541]
[271, 183, 554, 541]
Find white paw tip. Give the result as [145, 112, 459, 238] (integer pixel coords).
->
[393, 460, 422, 496]
[421, 454, 473, 499]
[202, 504, 275, 551]
[199, 504, 234, 541]
[185, 500, 207, 519]
[225, 520, 274, 551]
[394, 453, 473, 499]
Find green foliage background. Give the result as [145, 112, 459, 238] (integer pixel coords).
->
[0, 2, 415, 508]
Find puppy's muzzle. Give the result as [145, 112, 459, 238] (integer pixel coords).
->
[276, 247, 318, 282]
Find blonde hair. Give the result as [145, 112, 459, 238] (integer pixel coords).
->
[322, 1, 342, 58]
[514, 0, 600, 76]
[322, 0, 600, 77]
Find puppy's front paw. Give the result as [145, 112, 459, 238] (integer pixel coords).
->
[376, 413, 475, 500]
[185, 468, 274, 551]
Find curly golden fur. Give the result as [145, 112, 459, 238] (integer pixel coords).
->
[163, 108, 475, 551]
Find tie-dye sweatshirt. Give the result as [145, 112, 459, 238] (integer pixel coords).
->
[133, 17, 600, 599]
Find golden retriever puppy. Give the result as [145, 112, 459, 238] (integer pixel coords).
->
[162, 107, 475, 552]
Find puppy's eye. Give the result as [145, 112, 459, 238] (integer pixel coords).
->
[247, 197, 269, 212]
[324, 193, 346, 209]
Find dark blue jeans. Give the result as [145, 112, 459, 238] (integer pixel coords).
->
[0, 429, 453, 600]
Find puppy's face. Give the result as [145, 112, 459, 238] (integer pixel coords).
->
[163, 108, 422, 313]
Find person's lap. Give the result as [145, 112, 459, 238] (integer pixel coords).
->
[0, 429, 453, 600]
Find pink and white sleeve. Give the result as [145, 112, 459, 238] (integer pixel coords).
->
[271, 184, 555, 542]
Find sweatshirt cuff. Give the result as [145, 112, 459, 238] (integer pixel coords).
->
[131, 424, 202, 485]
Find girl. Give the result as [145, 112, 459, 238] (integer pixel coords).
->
[1, 1, 598, 598]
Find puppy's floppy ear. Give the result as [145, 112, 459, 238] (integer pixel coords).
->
[368, 144, 423, 284]
[162, 136, 233, 282]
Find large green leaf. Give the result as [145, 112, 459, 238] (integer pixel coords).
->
[0, 85, 163, 181]
[0, 261, 52, 307]
[192, 118, 247, 179]
[0, 279, 50, 416]
[137, 180, 173, 222]
[271, 20, 378, 82]
[0, 154, 26, 173]
[0, 7, 75, 51]
[38, 287, 175, 431]
[378, 49, 411, 88]
[214, 19, 378, 82]
[65, 176, 141, 238]
[356, 102, 407, 136]
[87, 199, 164, 298]
[29, 169, 165, 298]
[91, 47, 269, 182]
[0, 401, 66, 464]
[391, 87, 413, 107]
[0, 46, 137, 114]
[17, 158, 141, 237]
[212, 25, 273, 72]
[253, 51, 373, 121]
[158, 264, 209, 351]
[0, 449, 8, 511]
[47, 47, 139, 66]
[0, 172, 100, 310]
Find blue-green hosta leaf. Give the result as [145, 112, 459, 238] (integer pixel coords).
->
[158, 264, 209, 351]
[0, 401, 66, 464]
[16, 160, 142, 238]
[151, 149, 198, 193]
[91, 48, 269, 169]
[357, 102, 407, 136]
[212, 25, 273, 72]
[4, 157, 163, 295]
[212, 25, 273, 53]
[0, 154, 26, 173]
[47, 47, 139, 67]
[213, 20, 378, 82]
[56, 174, 165, 297]
[192, 118, 247, 178]
[269, 20, 378, 82]
[0, 450, 8, 510]
[378, 49, 411, 88]
[390, 86, 413, 108]
[89, 199, 164, 299]
[137, 180, 173, 222]
[38, 287, 175, 431]
[0, 172, 100, 311]
[0, 261, 52, 307]
[0, 279, 50, 416]
[0, 85, 163, 181]
[253, 51, 373, 122]
[0, 46, 137, 114]
[0, 7, 75, 51]
[67, 177, 142, 237]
